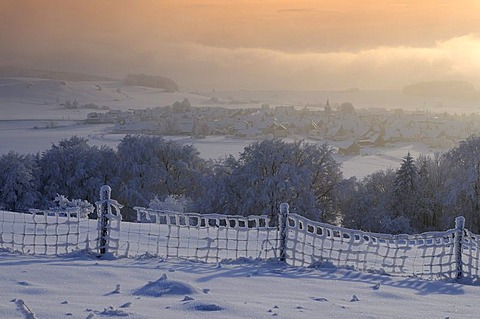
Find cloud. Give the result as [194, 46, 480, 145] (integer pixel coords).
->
[1, 26, 479, 91]
[144, 34, 480, 90]
[2, 1, 480, 91]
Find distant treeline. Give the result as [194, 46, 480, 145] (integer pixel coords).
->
[123, 74, 179, 92]
[1, 135, 480, 234]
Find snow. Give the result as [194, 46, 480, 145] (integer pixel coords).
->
[1, 250, 478, 319]
[1, 76, 479, 318]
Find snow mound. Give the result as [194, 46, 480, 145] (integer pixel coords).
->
[133, 274, 198, 297]
[182, 301, 225, 312]
[96, 306, 129, 317]
[307, 259, 337, 269]
[191, 303, 224, 312]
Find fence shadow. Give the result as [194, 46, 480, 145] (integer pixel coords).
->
[162, 258, 466, 296]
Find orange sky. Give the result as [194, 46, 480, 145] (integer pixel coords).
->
[1, 0, 480, 90]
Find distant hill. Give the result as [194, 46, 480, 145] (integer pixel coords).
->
[403, 81, 479, 100]
[123, 74, 179, 92]
[0, 66, 114, 82]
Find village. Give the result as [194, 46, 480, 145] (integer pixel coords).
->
[85, 98, 480, 155]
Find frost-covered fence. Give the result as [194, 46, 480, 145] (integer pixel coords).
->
[461, 228, 480, 278]
[282, 206, 462, 280]
[2, 190, 480, 281]
[0, 209, 96, 255]
[118, 207, 279, 262]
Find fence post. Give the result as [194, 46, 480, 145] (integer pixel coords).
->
[96, 185, 124, 257]
[98, 185, 111, 256]
[454, 216, 465, 280]
[279, 203, 289, 263]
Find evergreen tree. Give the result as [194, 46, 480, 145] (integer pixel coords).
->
[395, 152, 417, 190]
[414, 154, 447, 231]
[392, 152, 418, 230]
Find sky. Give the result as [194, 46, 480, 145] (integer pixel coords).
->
[1, 0, 480, 91]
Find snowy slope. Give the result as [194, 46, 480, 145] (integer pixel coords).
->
[0, 250, 477, 319]
[0, 77, 213, 120]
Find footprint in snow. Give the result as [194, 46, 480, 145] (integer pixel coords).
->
[18, 281, 30, 286]
[120, 302, 132, 308]
[350, 295, 360, 302]
[372, 283, 381, 290]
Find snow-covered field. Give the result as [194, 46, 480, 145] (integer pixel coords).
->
[1, 250, 478, 319]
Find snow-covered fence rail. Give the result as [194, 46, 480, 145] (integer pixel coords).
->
[0, 209, 96, 255]
[461, 229, 480, 278]
[283, 209, 461, 280]
[118, 207, 279, 262]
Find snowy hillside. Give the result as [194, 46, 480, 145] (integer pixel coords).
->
[0, 77, 213, 121]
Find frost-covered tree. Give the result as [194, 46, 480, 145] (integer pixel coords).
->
[149, 195, 190, 213]
[116, 135, 205, 218]
[39, 136, 118, 208]
[443, 135, 480, 232]
[196, 140, 342, 224]
[414, 154, 448, 231]
[0, 151, 41, 211]
[340, 169, 411, 233]
[191, 156, 235, 215]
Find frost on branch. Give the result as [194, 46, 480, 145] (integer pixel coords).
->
[50, 194, 94, 218]
[148, 195, 189, 213]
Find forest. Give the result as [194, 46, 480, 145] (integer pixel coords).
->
[1, 134, 480, 234]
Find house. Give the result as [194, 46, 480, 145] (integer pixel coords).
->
[176, 116, 195, 135]
[329, 125, 352, 141]
[264, 122, 288, 138]
[337, 141, 361, 156]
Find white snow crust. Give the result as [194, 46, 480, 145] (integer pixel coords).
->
[1, 250, 478, 319]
